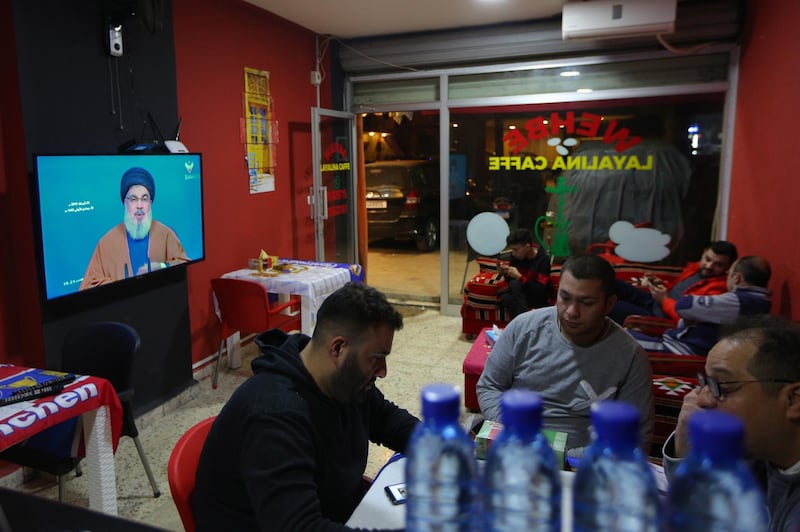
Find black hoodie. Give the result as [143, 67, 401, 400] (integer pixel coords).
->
[192, 329, 419, 531]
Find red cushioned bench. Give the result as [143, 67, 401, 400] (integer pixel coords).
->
[461, 259, 685, 337]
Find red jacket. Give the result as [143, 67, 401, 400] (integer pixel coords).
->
[660, 261, 728, 321]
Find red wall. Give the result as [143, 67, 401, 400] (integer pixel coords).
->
[172, 0, 328, 364]
[728, 0, 800, 320]
[0, 0, 44, 366]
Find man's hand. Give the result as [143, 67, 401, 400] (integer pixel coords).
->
[136, 262, 168, 275]
[640, 273, 664, 289]
[498, 264, 520, 280]
[674, 388, 704, 457]
[650, 282, 668, 302]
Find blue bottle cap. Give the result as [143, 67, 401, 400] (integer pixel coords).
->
[590, 401, 639, 451]
[688, 410, 745, 464]
[501, 389, 543, 433]
[421, 383, 460, 422]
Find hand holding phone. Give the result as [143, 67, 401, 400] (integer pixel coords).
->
[641, 273, 664, 288]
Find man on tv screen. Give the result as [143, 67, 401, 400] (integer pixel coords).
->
[79, 166, 189, 289]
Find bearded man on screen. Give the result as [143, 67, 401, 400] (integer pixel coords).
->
[80, 166, 188, 289]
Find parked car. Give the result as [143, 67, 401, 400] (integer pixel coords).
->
[365, 160, 439, 252]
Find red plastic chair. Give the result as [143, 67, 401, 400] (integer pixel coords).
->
[167, 416, 217, 532]
[210, 277, 301, 388]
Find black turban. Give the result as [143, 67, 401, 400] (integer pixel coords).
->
[120, 167, 155, 203]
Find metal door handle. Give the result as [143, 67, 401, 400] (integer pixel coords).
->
[320, 186, 329, 220]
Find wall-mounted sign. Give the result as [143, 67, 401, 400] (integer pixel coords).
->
[243, 67, 277, 194]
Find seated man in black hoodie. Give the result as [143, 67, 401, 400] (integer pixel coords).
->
[192, 282, 419, 531]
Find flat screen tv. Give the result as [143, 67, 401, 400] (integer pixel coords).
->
[31, 153, 205, 301]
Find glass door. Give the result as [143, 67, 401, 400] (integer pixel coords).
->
[311, 108, 358, 264]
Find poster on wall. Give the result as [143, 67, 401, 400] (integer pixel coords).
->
[243, 67, 277, 194]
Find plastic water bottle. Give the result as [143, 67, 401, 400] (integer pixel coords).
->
[572, 400, 660, 532]
[665, 410, 768, 531]
[483, 389, 561, 531]
[406, 383, 479, 531]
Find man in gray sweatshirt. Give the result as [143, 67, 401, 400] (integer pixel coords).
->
[477, 254, 654, 454]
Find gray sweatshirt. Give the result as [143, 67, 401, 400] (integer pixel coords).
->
[477, 306, 654, 450]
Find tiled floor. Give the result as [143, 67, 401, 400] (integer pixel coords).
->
[366, 239, 479, 307]
[4, 300, 472, 530]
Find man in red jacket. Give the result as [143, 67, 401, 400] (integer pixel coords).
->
[609, 240, 737, 325]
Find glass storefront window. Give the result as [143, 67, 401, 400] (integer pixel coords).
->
[348, 49, 733, 311]
[449, 96, 724, 269]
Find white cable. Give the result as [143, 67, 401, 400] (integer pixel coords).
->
[333, 37, 420, 72]
[657, 33, 717, 55]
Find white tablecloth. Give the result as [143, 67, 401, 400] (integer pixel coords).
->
[222, 264, 351, 335]
[348, 456, 667, 531]
[347, 456, 577, 531]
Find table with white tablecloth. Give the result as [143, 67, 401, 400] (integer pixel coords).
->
[347, 455, 667, 530]
[222, 263, 351, 336]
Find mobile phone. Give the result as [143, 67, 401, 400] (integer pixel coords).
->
[385, 483, 407, 505]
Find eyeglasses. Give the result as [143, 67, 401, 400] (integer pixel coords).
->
[696, 372, 794, 400]
[125, 194, 151, 204]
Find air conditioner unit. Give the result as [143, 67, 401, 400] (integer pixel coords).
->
[562, 0, 677, 41]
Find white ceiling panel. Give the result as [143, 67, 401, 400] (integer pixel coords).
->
[242, 0, 568, 39]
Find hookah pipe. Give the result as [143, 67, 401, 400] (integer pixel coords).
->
[535, 175, 575, 258]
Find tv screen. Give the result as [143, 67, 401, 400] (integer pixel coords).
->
[32, 153, 205, 301]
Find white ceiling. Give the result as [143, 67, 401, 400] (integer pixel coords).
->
[243, 0, 568, 39]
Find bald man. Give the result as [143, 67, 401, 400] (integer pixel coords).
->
[630, 256, 772, 355]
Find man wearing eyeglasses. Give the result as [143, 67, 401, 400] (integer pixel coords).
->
[80, 166, 189, 289]
[662, 315, 800, 531]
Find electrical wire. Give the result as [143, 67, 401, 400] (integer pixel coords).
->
[332, 37, 420, 72]
[657, 33, 717, 55]
[317, 35, 331, 82]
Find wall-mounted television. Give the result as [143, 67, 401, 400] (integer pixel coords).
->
[31, 153, 205, 301]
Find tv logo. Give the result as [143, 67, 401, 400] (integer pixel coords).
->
[184, 160, 198, 180]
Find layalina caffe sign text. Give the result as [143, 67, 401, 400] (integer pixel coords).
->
[489, 112, 651, 171]
[321, 142, 350, 217]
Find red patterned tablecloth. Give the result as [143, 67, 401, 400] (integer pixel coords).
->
[0, 364, 123, 514]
